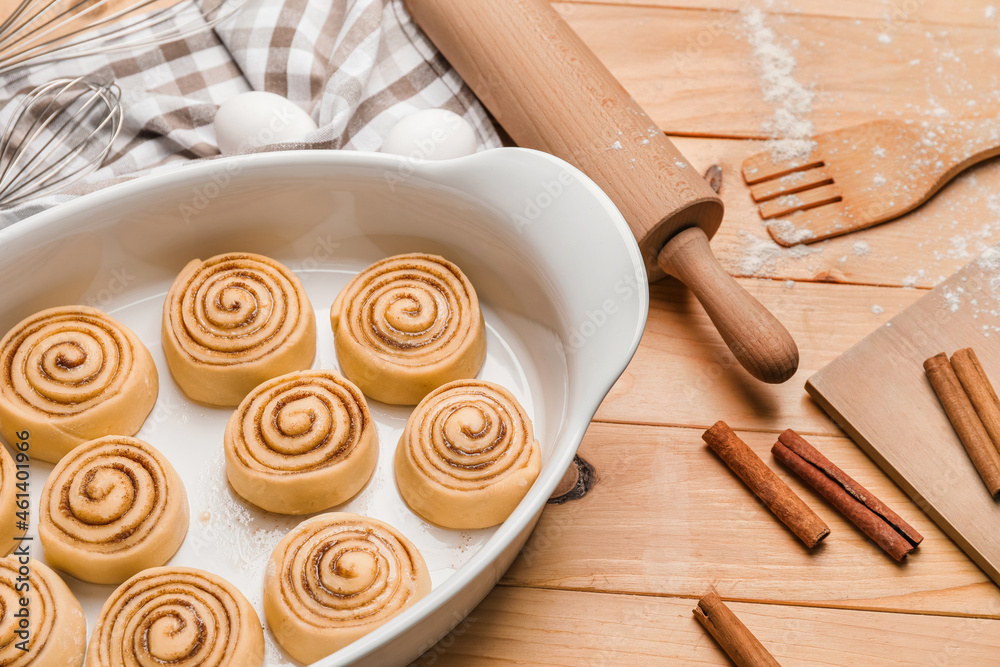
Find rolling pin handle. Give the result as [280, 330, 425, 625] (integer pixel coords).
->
[658, 227, 799, 384]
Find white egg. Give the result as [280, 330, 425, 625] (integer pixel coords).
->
[381, 109, 477, 160]
[214, 91, 318, 155]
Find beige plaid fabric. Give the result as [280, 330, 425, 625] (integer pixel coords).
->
[0, 0, 501, 224]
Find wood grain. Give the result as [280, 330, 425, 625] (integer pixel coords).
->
[406, 0, 804, 384]
[743, 118, 1000, 246]
[555, 3, 1000, 138]
[414, 586, 1000, 666]
[809, 256, 1000, 588]
[594, 278, 921, 433]
[559, 0, 999, 28]
[410, 2, 1000, 662]
[669, 135, 1000, 289]
[503, 422, 1000, 618]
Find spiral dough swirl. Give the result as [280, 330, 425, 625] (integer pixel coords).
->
[395, 379, 541, 529]
[0, 306, 158, 463]
[0, 557, 86, 666]
[39, 436, 189, 585]
[162, 253, 316, 406]
[86, 567, 264, 667]
[330, 253, 485, 405]
[225, 370, 378, 514]
[263, 513, 430, 664]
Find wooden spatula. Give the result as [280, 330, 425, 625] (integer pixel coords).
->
[743, 118, 1000, 246]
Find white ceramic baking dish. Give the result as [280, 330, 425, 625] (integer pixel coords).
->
[0, 147, 647, 666]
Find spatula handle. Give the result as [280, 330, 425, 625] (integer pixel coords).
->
[658, 228, 799, 383]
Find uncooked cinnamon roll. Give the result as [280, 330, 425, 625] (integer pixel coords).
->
[87, 566, 264, 667]
[264, 513, 430, 664]
[395, 379, 541, 529]
[0, 556, 86, 666]
[225, 370, 378, 514]
[0, 305, 158, 463]
[162, 252, 316, 406]
[330, 253, 486, 405]
[39, 436, 189, 585]
[0, 447, 19, 555]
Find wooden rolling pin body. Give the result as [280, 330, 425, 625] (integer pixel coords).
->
[405, 0, 798, 384]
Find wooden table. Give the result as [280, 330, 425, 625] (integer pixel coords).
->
[417, 1, 1000, 664]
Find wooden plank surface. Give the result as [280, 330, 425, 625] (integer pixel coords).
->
[413, 0, 1000, 662]
[594, 278, 921, 433]
[412, 0, 1000, 662]
[555, 3, 1000, 138]
[672, 135, 1000, 290]
[562, 0, 1000, 27]
[503, 422, 1000, 618]
[415, 587, 1000, 666]
[808, 256, 1000, 589]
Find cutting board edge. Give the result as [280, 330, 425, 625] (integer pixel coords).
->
[806, 376, 1000, 587]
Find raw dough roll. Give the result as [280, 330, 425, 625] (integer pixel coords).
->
[162, 252, 316, 406]
[87, 566, 264, 667]
[330, 253, 486, 405]
[395, 379, 541, 529]
[225, 370, 378, 514]
[0, 556, 87, 666]
[39, 436, 189, 584]
[264, 513, 431, 663]
[0, 305, 157, 463]
[0, 447, 20, 556]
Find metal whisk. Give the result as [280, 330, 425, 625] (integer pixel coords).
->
[0, 76, 123, 208]
[0, 0, 245, 75]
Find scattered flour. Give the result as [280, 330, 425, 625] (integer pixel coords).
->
[767, 218, 815, 244]
[986, 5, 997, 19]
[735, 230, 823, 277]
[784, 279, 796, 288]
[741, 7, 815, 161]
[936, 245, 1000, 337]
[902, 269, 926, 288]
[872, 304, 885, 315]
[609, 140, 623, 151]
[192, 452, 297, 665]
[877, 33, 892, 44]
[853, 240, 871, 256]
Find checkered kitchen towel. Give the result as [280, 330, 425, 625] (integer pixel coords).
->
[0, 0, 501, 224]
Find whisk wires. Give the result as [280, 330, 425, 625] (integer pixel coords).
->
[0, 0, 244, 75]
[0, 75, 123, 207]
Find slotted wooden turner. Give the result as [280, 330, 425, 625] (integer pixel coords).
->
[742, 118, 1000, 246]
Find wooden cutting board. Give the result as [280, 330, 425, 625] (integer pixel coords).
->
[808, 248, 1000, 586]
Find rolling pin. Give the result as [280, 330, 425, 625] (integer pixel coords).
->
[405, 0, 799, 384]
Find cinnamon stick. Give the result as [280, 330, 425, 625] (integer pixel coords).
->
[703, 421, 830, 548]
[950, 348, 1000, 460]
[772, 429, 923, 562]
[924, 353, 1000, 496]
[693, 591, 781, 667]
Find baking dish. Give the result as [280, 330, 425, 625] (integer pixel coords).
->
[0, 147, 647, 665]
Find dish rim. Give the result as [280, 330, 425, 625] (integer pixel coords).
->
[0, 147, 649, 665]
